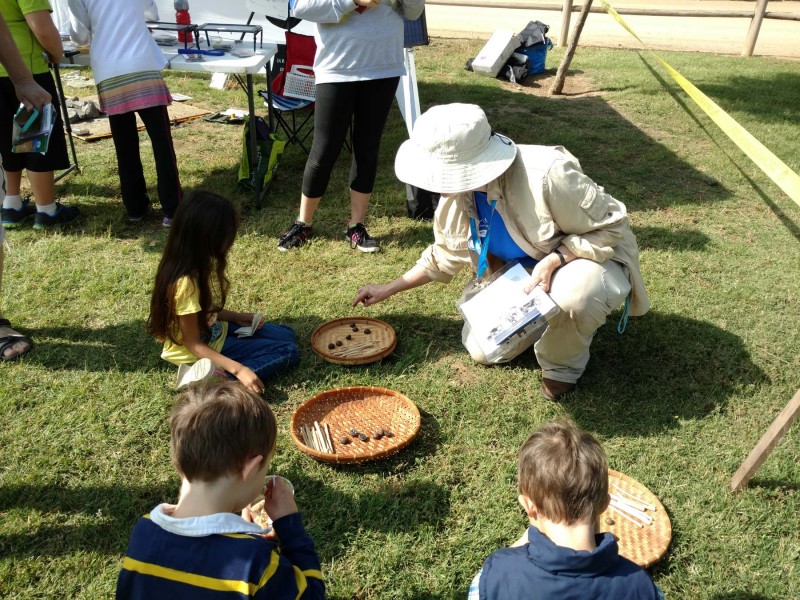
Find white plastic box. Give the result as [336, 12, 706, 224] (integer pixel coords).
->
[472, 30, 518, 77]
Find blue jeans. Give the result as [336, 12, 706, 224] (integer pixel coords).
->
[221, 322, 300, 380]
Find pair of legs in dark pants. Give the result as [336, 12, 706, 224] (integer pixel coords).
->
[302, 77, 400, 199]
[109, 105, 182, 219]
[221, 323, 300, 381]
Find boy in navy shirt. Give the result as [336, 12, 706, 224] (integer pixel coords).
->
[468, 421, 664, 600]
[117, 382, 324, 599]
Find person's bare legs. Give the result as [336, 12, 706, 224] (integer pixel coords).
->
[298, 194, 321, 224]
[350, 189, 370, 225]
[6, 169, 56, 205]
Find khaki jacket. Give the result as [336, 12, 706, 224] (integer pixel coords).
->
[415, 145, 650, 316]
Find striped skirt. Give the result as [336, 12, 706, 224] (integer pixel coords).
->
[97, 71, 172, 116]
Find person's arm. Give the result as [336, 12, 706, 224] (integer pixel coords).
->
[353, 264, 433, 307]
[0, 15, 50, 109]
[400, 0, 424, 21]
[67, 0, 91, 45]
[291, 0, 361, 24]
[178, 313, 264, 394]
[24, 10, 63, 64]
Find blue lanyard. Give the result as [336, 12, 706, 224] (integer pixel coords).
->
[470, 199, 497, 278]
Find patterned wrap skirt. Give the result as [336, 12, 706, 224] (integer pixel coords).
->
[97, 71, 172, 116]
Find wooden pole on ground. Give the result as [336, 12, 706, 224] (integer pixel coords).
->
[550, 0, 592, 95]
[730, 388, 800, 491]
[742, 0, 770, 57]
[559, 0, 574, 47]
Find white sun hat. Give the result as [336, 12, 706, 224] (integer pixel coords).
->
[394, 103, 517, 194]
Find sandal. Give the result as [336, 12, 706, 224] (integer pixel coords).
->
[0, 318, 33, 361]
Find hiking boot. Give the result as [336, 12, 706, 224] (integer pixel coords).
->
[2, 198, 36, 229]
[278, 220, 312, 251]
[346, 223, 380, 253]
[540, 377, 576, 401]
[33, 202, 80, 230]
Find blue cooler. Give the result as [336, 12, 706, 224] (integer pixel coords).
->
[523, 37, 553, 75]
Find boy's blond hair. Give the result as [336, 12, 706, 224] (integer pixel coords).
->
[518, 420, 608, 525]
[170, 382, 277, 482]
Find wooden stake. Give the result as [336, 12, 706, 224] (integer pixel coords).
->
[730, 388, 800, 492]
[559, 0, 574, 47]
[550, 0, 593, 95]
[742, 0, 770, 57]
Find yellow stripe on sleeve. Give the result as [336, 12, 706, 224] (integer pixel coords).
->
[293, 565, 308, 600]
[255, 549, 282, 590]
[303, 569, 324, 580]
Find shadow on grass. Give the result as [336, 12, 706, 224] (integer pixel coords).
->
[0, 480, 176, 558]
[633, 226, 711, 252]
[636, 54, 800, 245]
[708, 594, 769, 600]
[567, 312, 767, 437]
[0, 474, 449, 559]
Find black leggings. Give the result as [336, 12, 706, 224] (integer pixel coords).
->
[109, 105, 182, 218]
[302, 76, 400, 199]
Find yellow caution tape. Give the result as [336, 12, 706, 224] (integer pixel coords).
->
[599, 0, 800, 208]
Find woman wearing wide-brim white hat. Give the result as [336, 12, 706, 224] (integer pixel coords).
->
[354, 103, 649, 401]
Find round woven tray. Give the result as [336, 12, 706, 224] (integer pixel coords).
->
[599, 469, 672, 568]
[291, 386, 420, 464]
[310, 317, 396, 365]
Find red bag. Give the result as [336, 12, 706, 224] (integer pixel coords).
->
[272, 31, 316, 96]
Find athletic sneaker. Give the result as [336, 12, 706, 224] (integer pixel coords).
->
[347, 223, 380, 253]
[33, 202, 80, 230]
[162, 216, 173, 228]
[175, 358, 219, 390]
[2, 198, 36, 229]
[278, 220, 313, 251]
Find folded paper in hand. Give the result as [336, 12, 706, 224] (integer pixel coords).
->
[458, 263, 559, 361]
[235, 312, 263, 338]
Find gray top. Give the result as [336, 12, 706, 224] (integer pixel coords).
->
[291, 0, 425, 84]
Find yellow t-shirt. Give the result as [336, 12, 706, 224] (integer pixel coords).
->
[0, 0, 54, 77]
[161, 276, 228, 365]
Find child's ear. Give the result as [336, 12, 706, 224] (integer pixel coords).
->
[241, 455, 264, 481]
[518, 494, 537, 518]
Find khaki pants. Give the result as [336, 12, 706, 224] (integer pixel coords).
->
[462, 259, 631, 383]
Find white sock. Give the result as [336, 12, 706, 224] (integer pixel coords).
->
[37, 202, 58, 216]
[3, 194, 22, 211]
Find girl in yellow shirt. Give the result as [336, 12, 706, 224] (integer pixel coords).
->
[148, 191, 299, 393]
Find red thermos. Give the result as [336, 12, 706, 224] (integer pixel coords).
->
[174, 1, 193, 44]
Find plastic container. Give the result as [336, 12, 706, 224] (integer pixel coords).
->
[472, 30, 518, 77]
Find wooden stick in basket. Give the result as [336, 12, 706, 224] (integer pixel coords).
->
[608, 501, 646, 528]
[611, 483, 657, 511]
[324, 423, 334, 454]
[610, 492, 649, 513]
[314, 421, 330, 453]
[610, 498, 652, 526]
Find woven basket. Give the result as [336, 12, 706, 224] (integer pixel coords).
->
[310, 317, 396, 366]
[598, 469, 672, 568]
[283, 65, 316, 101]
[291, 386, 420, 464]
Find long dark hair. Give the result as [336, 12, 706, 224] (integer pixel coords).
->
[148, 191, 240, 344]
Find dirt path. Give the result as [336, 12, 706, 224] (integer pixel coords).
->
[425, 0, 800, 58]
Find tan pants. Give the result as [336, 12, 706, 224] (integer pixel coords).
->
[462, 259, 631, 384]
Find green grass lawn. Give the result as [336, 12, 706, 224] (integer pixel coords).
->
[1, 39, 799, 599]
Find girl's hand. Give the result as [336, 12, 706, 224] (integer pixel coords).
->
[235, 366, 265, 394]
